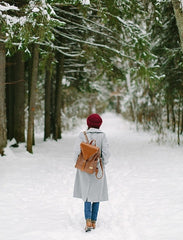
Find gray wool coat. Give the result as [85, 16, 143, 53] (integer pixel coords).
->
[73, 128, 110, 202]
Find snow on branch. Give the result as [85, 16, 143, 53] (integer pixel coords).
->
[0, 2, 19, 12]
[0, 2, 20, 27]
[52, 27, 141, 63]
[88, 6, 147, 37]
[0, 0, 67, 54]
[56, 14, 120, 44]
[53, 6, 114, 34]
[82, 0, 90, 5]
[56, 48, 82, 57]
[36, 41, 70, 50]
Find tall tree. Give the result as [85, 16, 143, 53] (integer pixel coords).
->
[44, 54, 53, 140]
[53, 52, 64, 140]
[27, 44, 39, 153]
[0, 34, 7, 155]
[14, 51, 25, 143]
[172, 0, 183, 51]
[6, 55, 15, 140]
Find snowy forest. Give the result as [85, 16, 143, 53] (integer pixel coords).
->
[1, 1, 183, 239]
[1, 0, 183, 155]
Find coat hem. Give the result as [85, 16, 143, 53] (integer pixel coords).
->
[73, 195, 108, 202]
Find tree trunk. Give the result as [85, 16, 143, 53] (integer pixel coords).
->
[44, 55, 53, 141]
[177, 96, 181, 145]
[26, 47, 35, 146]
[126, 69, 138, 129]
[27, 44, 39, 153]
[6, 56, 15, 140]
[116, 95, 121, 114]
[51, 76, 55, 137]
[181, 100, 183, 134]
[172, 0, 183, 51]
[0, 39, 7, 155]
[14, 51, 25, 143]
[171, 101, 176, 132]
[53, 52, 64, 140]
[166, 103, 170, 129]
[130, 102, 135, 121]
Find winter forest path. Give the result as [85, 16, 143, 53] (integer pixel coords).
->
[0, 112, 183, 240]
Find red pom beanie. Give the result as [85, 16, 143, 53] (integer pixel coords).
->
[87, 113, 103, 129]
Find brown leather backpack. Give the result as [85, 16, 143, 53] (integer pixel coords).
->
[75, 131, 103, 179]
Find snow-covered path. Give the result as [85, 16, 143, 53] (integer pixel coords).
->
[0, 113, 183, 240]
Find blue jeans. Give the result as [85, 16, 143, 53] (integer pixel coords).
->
[84, 201, 99, 221]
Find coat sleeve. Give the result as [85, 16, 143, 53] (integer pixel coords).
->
[101, 133, 110, 165]
[73, 132, 83, 163]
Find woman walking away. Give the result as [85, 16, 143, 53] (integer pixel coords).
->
[73, 113, 110, 232]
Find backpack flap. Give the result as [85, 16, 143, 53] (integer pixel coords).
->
[80, 142, 99, 160]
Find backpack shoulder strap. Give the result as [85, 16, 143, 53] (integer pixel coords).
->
[83, 131, 89, 144]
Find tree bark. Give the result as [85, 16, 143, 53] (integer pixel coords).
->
[177, 97, 181, 145]
[181, 110, 183, 134]
[6, 56, 15, 140]
[27, 44, 39, 153]
[51, 76, 55, 137]
[14, 51, 25, 143]
[172, 0, 183, 51]
[166, 103, 170, 129]
[53, 52, 64, 140]
[171, 101, 176, 132]
[116, 95, 121, 114]
[0, 39, 7, 155]
[44, 55, 53, 141]
[181, 100, 183, 134]
[126, 69, 138, 129]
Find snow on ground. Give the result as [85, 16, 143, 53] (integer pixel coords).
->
[0, 112, 183, 240]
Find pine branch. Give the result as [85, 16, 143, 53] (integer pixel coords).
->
[55, 13, 121, 44]
[53, 6, 114, 33]
[52, 27, 141, 64]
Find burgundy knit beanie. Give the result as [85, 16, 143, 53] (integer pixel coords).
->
[87, 113, 103, 129]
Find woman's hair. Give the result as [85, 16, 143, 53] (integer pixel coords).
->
[87, 126, 100, 130]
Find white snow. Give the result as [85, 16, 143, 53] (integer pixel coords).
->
[0, 112, 183, 240]
[32, 7, 40, 13]
[82, 0, 90, 5]
[19, 16, 27, 26]
[0, 3, 19, 12]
